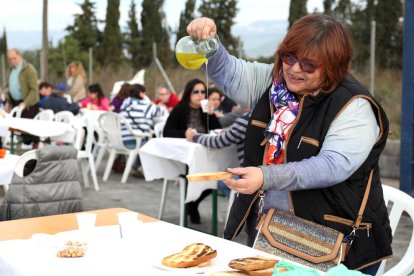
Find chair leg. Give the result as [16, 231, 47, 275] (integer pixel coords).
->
[158, 179, 169, 219]
[87, 153, 99, 191]
[121, 152, 135, 184]
[178, 177, 186, 227]
[94, 145, 107, 172]
[103, 151, 117, 182]
[81, 159, 90, 188]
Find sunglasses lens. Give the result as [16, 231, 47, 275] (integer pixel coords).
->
[280, 51, 318, 73]
[192, 90, 206, 94]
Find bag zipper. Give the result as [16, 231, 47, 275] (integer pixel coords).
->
[297, 136, 320, 149]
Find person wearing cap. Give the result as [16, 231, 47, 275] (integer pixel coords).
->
[39, 82, 79, 115]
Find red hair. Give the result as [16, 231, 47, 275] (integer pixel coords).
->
[274, 14, 353, 93]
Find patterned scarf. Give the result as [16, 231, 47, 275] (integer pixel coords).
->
[264, 76, 299, 165]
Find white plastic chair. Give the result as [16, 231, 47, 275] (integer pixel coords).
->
[33, 109, 54, 121]
[9, 106, 22, 118]
[14, 150, 37, 178]
[53, 111, 75, 124]
[377, 185, 414, 276]
[99, 112, 152, 184]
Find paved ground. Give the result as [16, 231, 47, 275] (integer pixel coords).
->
[79, 162, 413, 274]
[1, 160, 412, 274]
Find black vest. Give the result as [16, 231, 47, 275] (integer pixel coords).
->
[224, 76, 393, 270]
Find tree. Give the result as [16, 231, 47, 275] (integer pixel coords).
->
[0, 28, 7, 56]
[175, 0, 196, 46]
[374, 0, 403, 68]
[125, 0, 141, 71]
[198, 0, 240, 56]
[288, 0, 307, 28]
[140, 0, 171, 67]
[65, 0, 100, 53]
[99, 0, 123, 66]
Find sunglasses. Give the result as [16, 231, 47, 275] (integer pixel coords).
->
[279, 51, 320, 74]
[192, 90, 207, 95]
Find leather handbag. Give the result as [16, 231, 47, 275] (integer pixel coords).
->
[253, 171, 374, 272]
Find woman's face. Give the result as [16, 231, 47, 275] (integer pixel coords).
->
[282, 53, 322, 96]
[189, 83, 206, 108]
[208, 92, 221, 109]
[69, 65, 76, 76]
[88, 91, 97, 99]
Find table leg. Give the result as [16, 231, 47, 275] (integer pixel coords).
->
[212, 189, 218, 236]
[184, 177, 188, 227]
[10, 130, 15, 154]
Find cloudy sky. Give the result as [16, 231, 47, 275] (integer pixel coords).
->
[0, 0, 323, 53]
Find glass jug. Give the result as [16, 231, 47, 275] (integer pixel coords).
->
[175, 36, 218, 70]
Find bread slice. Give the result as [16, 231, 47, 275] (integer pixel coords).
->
[228, 256, 279, 271]
[186, 171, 232, 182]
[162, 243, 217, 268]
[211, 271, 249, 275]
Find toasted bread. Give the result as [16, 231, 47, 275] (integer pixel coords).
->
[228, 256, 279, 271]
[162, 243, 217, 268]
[211, 271, 249, 275]
[186, 171, 232, 182]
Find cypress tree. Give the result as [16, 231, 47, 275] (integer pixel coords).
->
[100, 0, 123, 66]
[65, 0, 100, 53]
[375, 0, 403, 68]
[288, 0, 308, 28]
[125, 0, 141, 70]
[140, 0, 171, 67]
[175, 0, 196, 46]
[0, 28, 8, 56]
[198, 0, 240, 57]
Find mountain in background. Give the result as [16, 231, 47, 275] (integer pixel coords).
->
[6, 20, 288, 59]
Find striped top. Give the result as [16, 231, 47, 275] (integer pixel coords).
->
[120, 96, 167, 143]
[193, 112, 251, 166]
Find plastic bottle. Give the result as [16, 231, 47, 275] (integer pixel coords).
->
[175, 36, 218, 70]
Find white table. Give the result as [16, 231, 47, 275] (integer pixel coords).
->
[0, 221, 302, 276]
[139, 137, 238, 203]
[0, 117, 71, 153]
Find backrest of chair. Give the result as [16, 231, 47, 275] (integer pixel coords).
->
[98, 112, 127, 150]
[154, 121, 165, 138]
[9, 106, 22, 118]
[14, 150, 37, 178]
[34, 109, 54, 121]
[54, 111, 75, 124]
[380, 185, 414, 276]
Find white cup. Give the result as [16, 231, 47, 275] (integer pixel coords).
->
[76, 213, 97, 231]
[117, 212, 141, 239]
[200, 99, 209, 113]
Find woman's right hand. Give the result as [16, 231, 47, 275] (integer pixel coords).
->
[187, 17, 217, 41]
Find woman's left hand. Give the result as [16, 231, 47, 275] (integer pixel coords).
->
[224, 167, 264, 194]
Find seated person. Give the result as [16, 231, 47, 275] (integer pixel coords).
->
[120, 84, 167, 176]
[39, 82, 80, 115]
[154, 85, 180, 112]
[111, 83, 132, 113]
[186, 111, 251, 197]
[163, 78, 222, 223]
[79, 83, 111, 111]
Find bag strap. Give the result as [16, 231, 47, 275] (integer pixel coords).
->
[353, 170, 374, 229]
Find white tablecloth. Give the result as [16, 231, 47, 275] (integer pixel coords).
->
[0, 153, 19, 185]
[0, 117, 70, 138]
[0, 221, 305, 276]
[139, 138, 239, 202]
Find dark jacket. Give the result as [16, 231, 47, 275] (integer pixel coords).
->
[224, 76, 392, 270]
[0, 146, 83, 220]
[163, 103, 222, 138]
[40, 93, 80, 115]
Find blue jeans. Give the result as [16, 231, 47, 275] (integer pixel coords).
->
[123, 138, 148, 169]
[359, 261, 381, 276]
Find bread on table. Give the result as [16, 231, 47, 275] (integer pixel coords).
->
[186, 171, 232, 182]
[162, 243, 217, 268]
[228, 256, 279, 271]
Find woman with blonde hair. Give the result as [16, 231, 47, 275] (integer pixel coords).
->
[66, 61, 87, 102]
